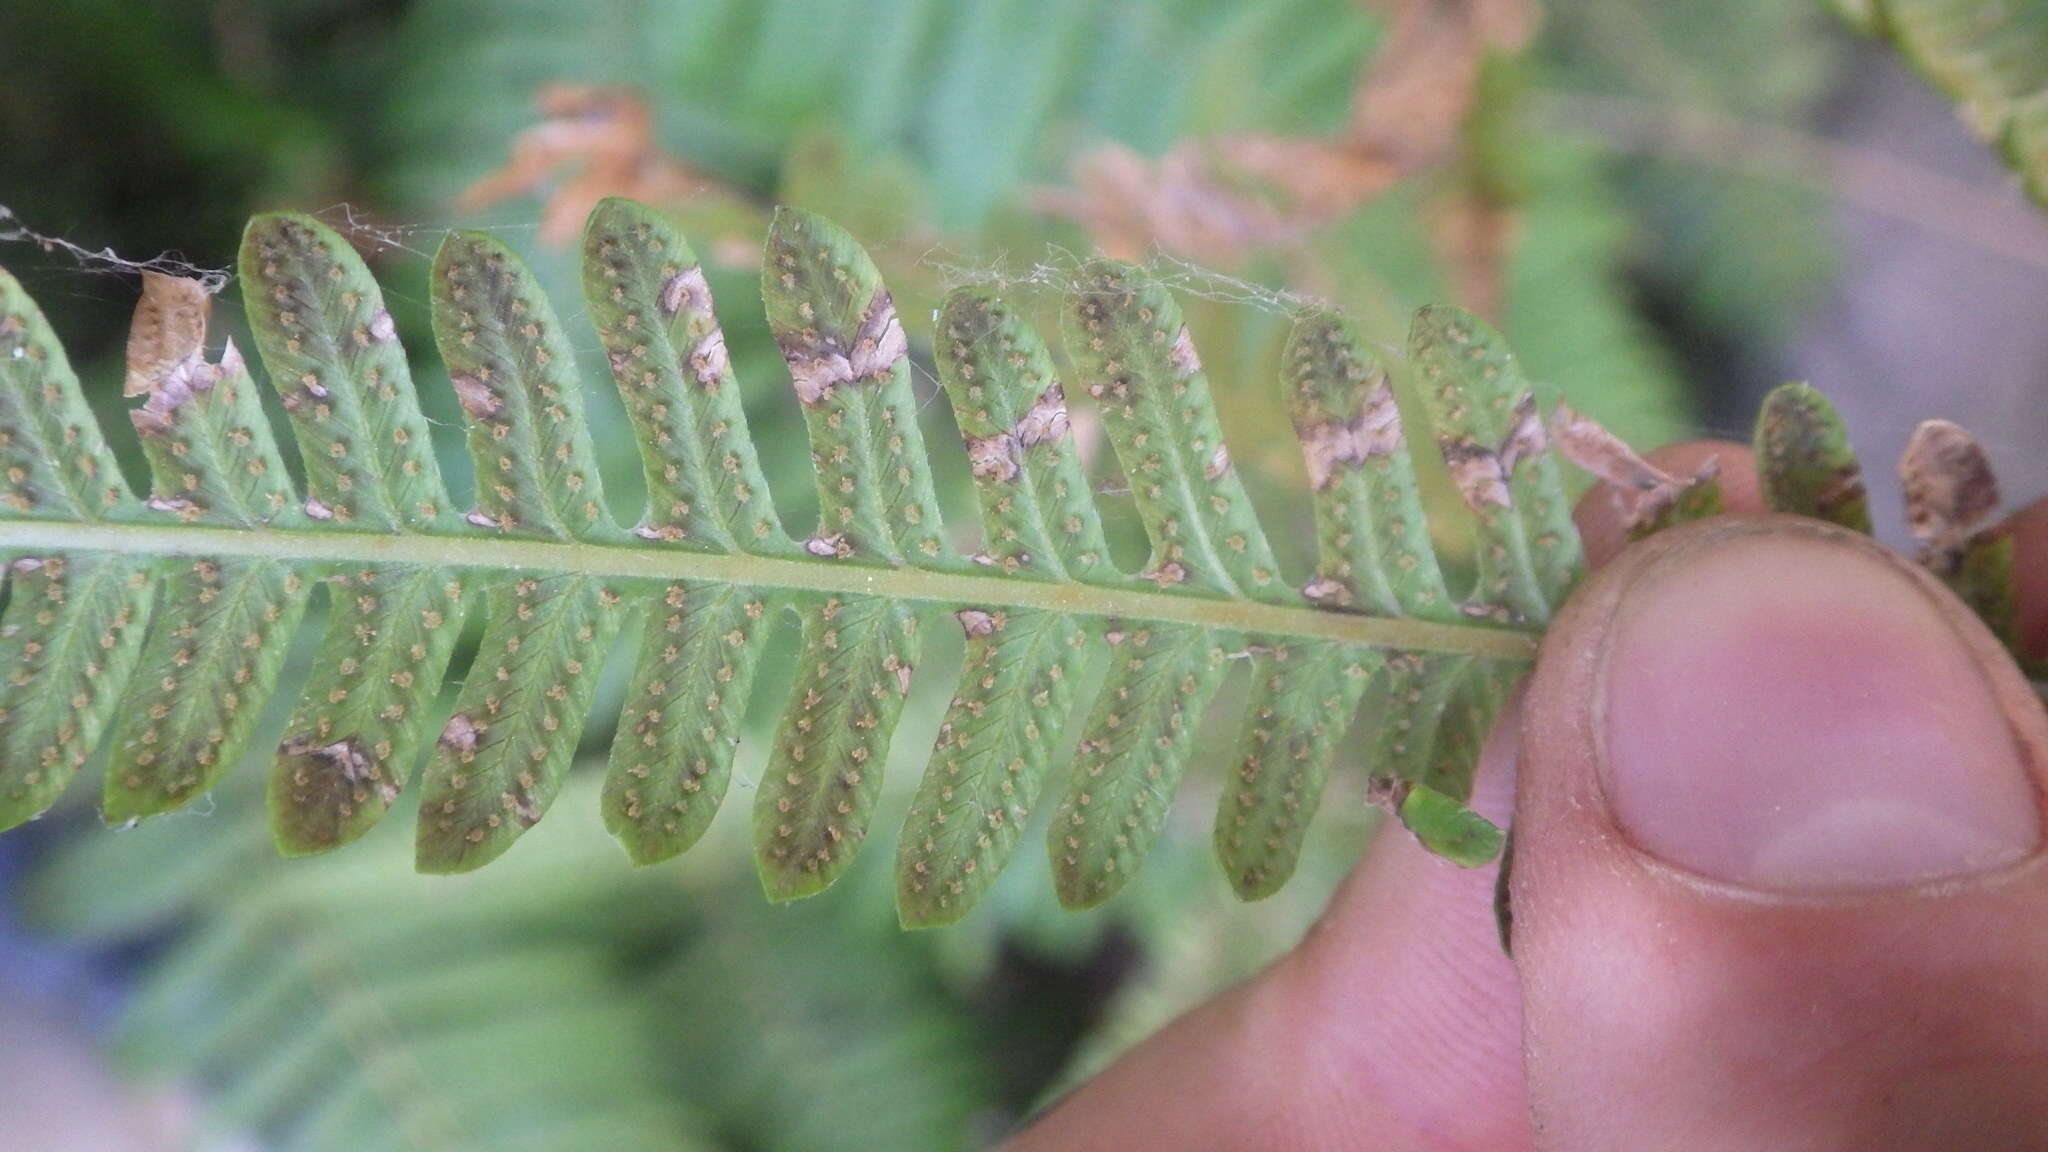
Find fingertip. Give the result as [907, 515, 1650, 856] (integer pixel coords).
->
[1510, 515, 2048, 1148]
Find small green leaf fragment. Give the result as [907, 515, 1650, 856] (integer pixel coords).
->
[1630, 474, 1723, 541]
[414, 574, 621, 872]
[240, 213, 449, 530]
[1049, 624, 1230, 909]
[1064, 261, 1287, 601]
[104, 558, 309, 823]
[935, 289, 1114, 582]
[755, 594, 918, 902]
[0, 554, 153, 831]
[1395, 782, 1504, 868]
[1215, 642, 1375, 901]
[1951, 531, 2020, 656]
[897, 607, 1086, 927]
[604, 582, 777, 865]
[1754, 382, 1871, 533]
[431, 230, 611, 541]
[271, 565, 465, 855]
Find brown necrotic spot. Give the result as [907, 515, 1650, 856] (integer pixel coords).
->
[780, 289, 907, 405]
[965, 383, 1075, 483]
[1014, 383, 1071, 447]
[1496, 394, 1547, 475]
[449, 373, 501, 419]
[282, 735, 375, 784]
[956, 608, 999, 637]
[1167, 323, 1201, 376]
[688, 328, 729, 387]
[1442, 437, 1510, 511]
[439, 713, 482, 754]
[129, 338, 244, 438]
[1203, 444, 1231, 480]
[1441, 393, 1556, 513]
[964, 432, 1020, 482]
[804, 533, 850, 558]
[1297, 375, 1403, 489]
[660, 266, 710, 320]
[1301, 575, 1346, 604]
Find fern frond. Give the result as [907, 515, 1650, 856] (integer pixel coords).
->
[1841, 0, 2048, 205]
[0, 197, 1579, 923]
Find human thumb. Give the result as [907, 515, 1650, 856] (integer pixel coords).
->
[1510, 514, 2048, 1150]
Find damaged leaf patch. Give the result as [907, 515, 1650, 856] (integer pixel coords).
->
[1297, 370, 1403, 490]
[124, 272, 211, 399]
[779, 288, 907, 405]
[1548, 403, 1721, 538]
[1900, 419, 2000, 570]
[1755, 382, 1871, 534]
[1899, 419, 2024, 665]
[1441, 395, 1544, 513]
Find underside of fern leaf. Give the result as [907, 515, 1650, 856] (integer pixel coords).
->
[0, 198, 1577, 926]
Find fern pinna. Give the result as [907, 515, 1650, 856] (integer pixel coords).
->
[0, 198, 1569, 925]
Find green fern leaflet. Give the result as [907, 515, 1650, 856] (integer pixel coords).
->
[0, 199, 1576, 926]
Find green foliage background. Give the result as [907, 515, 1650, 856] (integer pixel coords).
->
[0, 0, 1874, 1147]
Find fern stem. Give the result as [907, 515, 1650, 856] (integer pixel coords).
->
[0, 519, 1540, 660]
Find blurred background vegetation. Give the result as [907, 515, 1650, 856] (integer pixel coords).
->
[0, 1, 2043, 1148]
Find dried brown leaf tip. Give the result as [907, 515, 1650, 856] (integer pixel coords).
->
[1548, 402, 1720, 537]
[124, 272, 211, 398]
[1038, 0, 1536, 263]
[1900, 419, 2000, 573]
[459, 85, 727, 246]
[122, 272, 266, 451]
[1894, 419, 2028, 666]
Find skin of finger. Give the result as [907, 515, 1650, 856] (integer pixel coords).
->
[1511, 516, 2048, 1151]
[1003, 719, 1531, 1152]
[1573, 440, 1762, 568]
